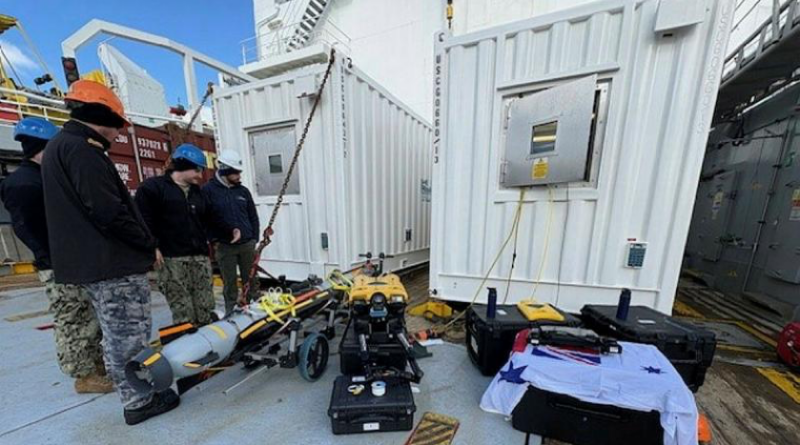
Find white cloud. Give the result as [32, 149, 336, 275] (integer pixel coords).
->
[0, 39, 38, 74]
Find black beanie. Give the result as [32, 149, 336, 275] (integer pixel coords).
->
[69, 102, 127, 129]
[18, 136, 48, 159]
[170, 158, 198, 172]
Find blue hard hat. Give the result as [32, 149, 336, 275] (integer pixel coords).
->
[13, 117, 59, 142]
[172, 143, 207, 169]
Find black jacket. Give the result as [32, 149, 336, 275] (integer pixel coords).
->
[135, 174, 211, 258]
[41, 120, 156, 284]
[0, 160, 51, 269]
[202, 175, 260, 244]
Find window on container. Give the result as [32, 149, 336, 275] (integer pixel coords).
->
[268, 154, 283, 174]
[249, 125, 300, 196]
[530, 121, 558, 155]
[502, 79, 609, 188]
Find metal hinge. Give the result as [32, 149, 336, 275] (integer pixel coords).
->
[500, 161, 508, 185]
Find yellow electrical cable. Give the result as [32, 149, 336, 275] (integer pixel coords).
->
[501, 191, 525, 304]
[434, 188, 526, 334]
[525, 185, 555, 303]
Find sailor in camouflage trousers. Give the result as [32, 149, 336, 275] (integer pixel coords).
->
[43, 99, 179, 425]
[136, 144, 217, 327]
[156, 256, 215, 325]
[0, 117, 111, 393]
[84, 274, 152, 407]
[39, 270, 104, 377]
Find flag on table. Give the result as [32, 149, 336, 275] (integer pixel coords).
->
[480, 342, 698, 445]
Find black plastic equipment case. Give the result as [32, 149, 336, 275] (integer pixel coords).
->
[466, 304, 581, 376]
[581, 305, 716, 392]
[328, 375, 416, 435]
[339, 324, 408, 375]
[511, 385, 664, 445]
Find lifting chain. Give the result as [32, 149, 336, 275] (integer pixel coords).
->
[239, 48, 337, 305]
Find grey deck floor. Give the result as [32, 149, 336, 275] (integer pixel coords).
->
[0, 285, 531, 445]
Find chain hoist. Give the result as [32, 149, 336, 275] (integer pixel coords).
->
[240, 48, 337, 304]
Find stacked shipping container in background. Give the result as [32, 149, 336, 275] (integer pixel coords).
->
[214, 47, 433, 282]
[685, 82, 800, 320]
[108, 123, 218, 194]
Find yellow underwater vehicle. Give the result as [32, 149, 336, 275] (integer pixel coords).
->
[340, 252, 424, 383]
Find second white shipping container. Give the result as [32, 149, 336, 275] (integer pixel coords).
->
[430, 0, 736, 313]
[214, 46, 433, 281]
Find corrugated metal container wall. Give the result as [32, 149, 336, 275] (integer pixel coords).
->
[685, 82, 800, 319]
[213, 54, 432, 281]
[430, 0, 736, 313]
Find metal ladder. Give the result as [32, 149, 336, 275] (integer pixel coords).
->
[287, 0, 331, 51]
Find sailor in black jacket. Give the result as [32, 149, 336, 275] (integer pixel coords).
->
[42, 80, 178, 426]
[0, 136, 51, 270]
[135, 144, 216, 326]
[1, 117, 112, 394]
[202, 149, 261, 313]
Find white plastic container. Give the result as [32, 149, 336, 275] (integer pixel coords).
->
[430, 0, 736, 313]
[213, 47, 433, 281]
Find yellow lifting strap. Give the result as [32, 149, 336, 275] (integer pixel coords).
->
[258, 293, 297, 325]
[327, 269, 354, 292]
[0, 15, 17, 35]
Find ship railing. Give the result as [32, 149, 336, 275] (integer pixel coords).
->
[723, 0, 800, 81]
[0, 87, 69, 126]
[240, 19, 350, 65]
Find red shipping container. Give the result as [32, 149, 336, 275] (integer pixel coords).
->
[110, 126, 172, 162]
[110, 155, 140, 193]
[108, 123, 218, 194]
[140, 159, 166, 183]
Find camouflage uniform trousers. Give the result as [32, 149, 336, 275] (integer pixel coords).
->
[157, 255, 215, 326]
[83, 274, 153, 409]
[38, 270, 104, 378]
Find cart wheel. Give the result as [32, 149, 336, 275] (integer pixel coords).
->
[298, 332, 329, 382]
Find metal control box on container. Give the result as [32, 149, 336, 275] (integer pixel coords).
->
[430, 0, 736, 313]
[213, 48, 433, 281]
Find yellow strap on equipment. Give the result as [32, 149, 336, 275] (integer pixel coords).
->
[258, 293, 297, 325]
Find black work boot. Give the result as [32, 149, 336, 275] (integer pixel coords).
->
[124, 389, 180, 425]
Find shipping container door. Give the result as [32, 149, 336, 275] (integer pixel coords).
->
[249, 125, 301, 196]
[697, 171, 738, 262]
[765, 123, 800, 284]
[248, 123, 310, 275]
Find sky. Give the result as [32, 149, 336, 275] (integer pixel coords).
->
[1, 0, 255, 107]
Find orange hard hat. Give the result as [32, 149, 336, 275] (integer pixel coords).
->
[65, 79, 129, 125]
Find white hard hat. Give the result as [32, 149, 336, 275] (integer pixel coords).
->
[217, 149, 243, 170]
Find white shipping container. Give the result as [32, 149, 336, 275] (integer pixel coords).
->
[430, 0, 736, 313]
[214, 47, 433, 281]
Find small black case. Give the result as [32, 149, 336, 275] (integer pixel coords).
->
[328, 375, 416, 435]
[466, 304, 581, 376]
